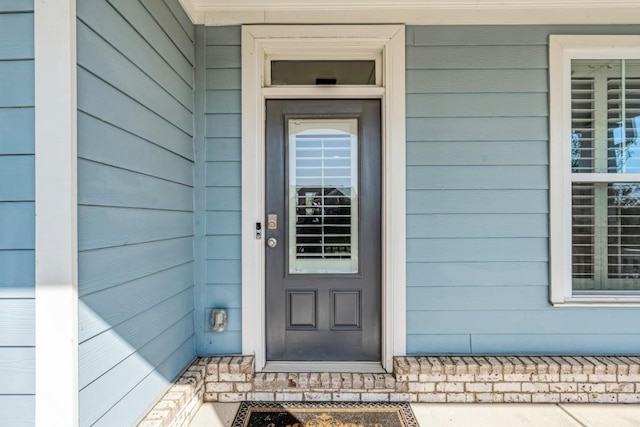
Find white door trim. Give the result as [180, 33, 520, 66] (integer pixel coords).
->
[241, 25, 406, 372]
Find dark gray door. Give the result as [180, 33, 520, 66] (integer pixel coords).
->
[265, 99, 381, 361]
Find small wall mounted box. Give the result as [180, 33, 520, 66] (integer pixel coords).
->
[210, 309, 227, 332]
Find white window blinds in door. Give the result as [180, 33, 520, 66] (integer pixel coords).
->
[288, 119, 359, 274]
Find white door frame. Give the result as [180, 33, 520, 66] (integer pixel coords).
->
[241, 25, 406, 372]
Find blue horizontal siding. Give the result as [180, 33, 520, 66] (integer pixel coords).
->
[0, 60, 33, 107]
[407, 335, 471, 355]
[0, 108, 34, 155]
[205, 114, 241, 138]
[0, 202, 34, 249]
[78, 113, 193, 186]
[91, 338, 194, 427]
[205, 260, 241, 284]
[163, 0, 194, 42]
[79, 206, 193, 251]
[0, 250, 33, 290]
[406, 69, 548, 93]
[0, 299, 34, 346]
[406, 166, 548, 190]
[205, 46, 240, 68]
[406, 24, 640, 356]
[79, 237, 194, 297]
[407, 117, 548, 141]
[407, 214, 548, 238]
[205, 162, 241, 187]
[78, 0, 192, 108]
[206, 25, 240, 46]
[206, 138, 241, 162]
[407, 238, 548, 263]
[79, 292, 194, 389]
[0, 8, 34, 426]
[206, 187, 241, 211]
[77, 22, 193, 133]
[77, 1, 195, 425]
[411, 25, 640, 46]
[407, 262, 549, 287]
[205, 284, 241, 308]
[206, 69, 240, 90]
[77, 69, 193, 160]
[0, 156, 34, 201]
[206, 211, 241, 235]
[0, 1, 32, 12]
[407, 93, 548, 118]
[105, 0, 193, 83]
[139, 0, 194, 64]
[407, 286, 548, 311]
[408, 309, 640, 335]
[80, 314, 193, 426]
[0, 348, 34, 394]
[0, 13, 33, 60]
[206, 236, 241, 260]
[80, 263, 194, 342]
[0, 396, 34, 427]
[471, 334, 640, 354]
[407, 141, 548, 166]
[78, 160, 192, 210]
[206, 90, 241, 114]
[198, 25, 243, 355]
[407, 190, 548, 214]
[201, 331, 242, 355]
[406, 45, 547, 69]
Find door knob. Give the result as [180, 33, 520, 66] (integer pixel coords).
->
[267, 237, 277, 248]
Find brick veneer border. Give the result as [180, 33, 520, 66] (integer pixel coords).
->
[138, 355, 640, 425]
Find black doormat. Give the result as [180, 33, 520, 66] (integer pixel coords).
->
[231, 401, 419, 427]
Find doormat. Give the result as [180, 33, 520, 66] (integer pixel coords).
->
[231, 401, 419, 427]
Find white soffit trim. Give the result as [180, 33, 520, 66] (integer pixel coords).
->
[34, 0, 79, 426]
[183, 0, 640, 25]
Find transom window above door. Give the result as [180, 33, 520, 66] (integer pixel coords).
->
[263, 46, 383, 87]
[271, 60, 376, 85]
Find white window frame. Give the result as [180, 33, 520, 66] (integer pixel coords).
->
[241, 25, 406, 372]
[549, 35, 640, 305]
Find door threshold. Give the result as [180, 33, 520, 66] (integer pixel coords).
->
[262, 361, 385, 373]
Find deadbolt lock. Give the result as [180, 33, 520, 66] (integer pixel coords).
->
[267, 213, 278, 230]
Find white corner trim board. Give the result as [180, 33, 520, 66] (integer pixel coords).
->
[34, 0, 79, 426]
[180, 0, 640, 25]
[241, 25, 406, 373]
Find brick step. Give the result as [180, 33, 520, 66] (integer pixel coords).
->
[139, 355, 640, 426]
[252, 372, 397, 391]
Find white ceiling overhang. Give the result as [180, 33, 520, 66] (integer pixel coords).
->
[179, 0, 640, 25]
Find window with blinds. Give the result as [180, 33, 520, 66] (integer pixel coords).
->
[288, 119, 359, 274]
[570, 59, 640, 291]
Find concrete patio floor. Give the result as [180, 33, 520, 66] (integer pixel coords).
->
[189, 402, 640, 426]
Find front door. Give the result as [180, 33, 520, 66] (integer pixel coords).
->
[265, 99, 381, 361]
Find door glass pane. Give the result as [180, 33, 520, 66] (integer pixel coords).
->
[288, 119, 359, 274]
[271, 60, 376, 85]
